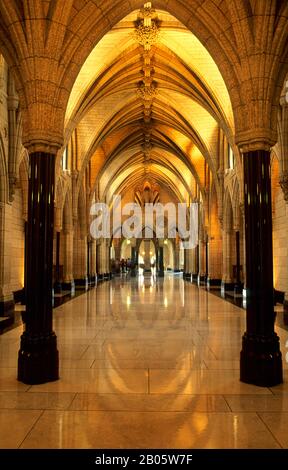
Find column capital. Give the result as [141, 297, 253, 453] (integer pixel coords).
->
[23, 133, 63, 155]
[235, 129, 277, 153]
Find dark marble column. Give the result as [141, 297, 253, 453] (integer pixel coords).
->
[158, 246, 164, 277]
[240, 150, 282, 386]
[96, 244, 103, 281]
[54, 231, 62, 293]
[234, 230, 242, 294]
[87, 239, 92, 284]
[130, 246, 137, 277]
[192, 245, 199, 284]
[22, 221, 28, 305]
[205, 236, 209, 284]
[18, 152, 59, 385]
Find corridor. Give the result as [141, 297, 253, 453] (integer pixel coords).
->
[0, 275, 288, 449]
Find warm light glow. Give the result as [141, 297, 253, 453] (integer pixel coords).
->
[164, 297, 168, 307]
[127, 239, 131, 245]
[126, 295, 131, 306]
[164, 239, 168, 245]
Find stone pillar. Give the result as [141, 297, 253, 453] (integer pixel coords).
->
[158, 243, 164, 277]
[22, 221, 28, 304]
[130, 246, 136, 277]
[197, 238, 206, 285]
[144, 240, 151, 271]
[98, 239, 110, 279]
[96, 240, 102, 280]
[221, 229, 233, 292]
[191, 245, 198, 283]
[18, 152, 59, 385]
[113, 239, 121, 275]
[240, 149, 282, 386]
[234, 230, 242, 293]
[183, 248, 191, 279]
[73, 228, 88, 289]
[90, 240, 97, 285]
[174, 244, 180, 272]
[277, 93, 288, 312]
[205, 235, 209, 281]
[240, 204, 246, 295]
[87, 238, 96, 285]
[188, 248, 194, 281]
[99, 239, 104, 277]
[207, 231, 222, 288]
[54, 231, 62, 293]
[0, 203, 14, 317]
[62, 229, 74, 293]
[105, 239, 111, 278]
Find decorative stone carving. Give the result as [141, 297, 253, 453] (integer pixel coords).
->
[134, 2, 160, 51]
[134, 3, 160, 129]
[141, 140, 153, 158]
[137, 82, 158, 101]
[134, 22, 159, 50]
[135, 180, 160, 206]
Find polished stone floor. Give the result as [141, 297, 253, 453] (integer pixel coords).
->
[0, 274, 288, 448]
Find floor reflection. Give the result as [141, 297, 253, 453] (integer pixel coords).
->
[0, 274, 287, 448]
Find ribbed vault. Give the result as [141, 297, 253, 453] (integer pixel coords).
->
[61, 6, 237, 214]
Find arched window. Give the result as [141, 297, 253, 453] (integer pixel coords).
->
[62, 147, 68, 171]
[228, 144, 234, 170]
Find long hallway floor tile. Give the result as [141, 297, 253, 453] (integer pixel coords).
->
[0, 275, 287, 448]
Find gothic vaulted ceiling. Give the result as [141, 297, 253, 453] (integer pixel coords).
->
[63, 4, 234, 208]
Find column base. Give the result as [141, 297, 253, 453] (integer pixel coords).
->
[74, 277, 88, 290]
[221, 281, 235, 293]
[183, 272, 191, 279]
[283, 301, 288, 327]
[198, 274, 207, 286]
[0, 299, 15, 331]
[240, 332, 283, 387]
[234, 283, 244, 295]
[0, 298, 15, 317]
[157, 270, 164, 277]
[274, 288, 284, 305]
[191, 273, 198, 284]
[207, 278, 221, 288]
[88, 274, 97, 287]
[53, 282, 62, 294]
[62, 281, 75, 295]
[13, 289, 25, 304]
[18, 331, 59, 385]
